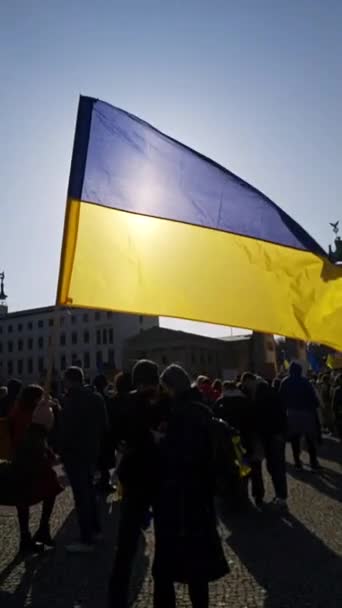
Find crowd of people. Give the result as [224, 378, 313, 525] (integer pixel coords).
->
[0, 359, 341, 608]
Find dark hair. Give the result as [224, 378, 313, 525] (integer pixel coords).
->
[223, 380, 236, 391]
[289, 361, 302, 378]
[212, 378, 222, 392]
[160, 364, 191, 395]
[18, 384, 44, 411]
[196, 375, 210, 387]
[7, 378, 23, 400]
[114, 371, 132, 395]
[132, 360, 159, 388]
[93, 374, 107, 393]
[64, 366, 84, 385]
[241, 371, 256, 383]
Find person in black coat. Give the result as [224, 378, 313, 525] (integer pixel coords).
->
[153, 364, 228, 608]
[241, 372, 288, 510]
[108, 360, 162, 608]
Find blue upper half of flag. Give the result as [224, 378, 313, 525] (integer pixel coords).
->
[68, 96, 325, 256]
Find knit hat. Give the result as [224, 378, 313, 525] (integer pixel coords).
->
[160, 364, 191, 395]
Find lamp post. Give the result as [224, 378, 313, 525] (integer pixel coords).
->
[0, 272, 8, 316]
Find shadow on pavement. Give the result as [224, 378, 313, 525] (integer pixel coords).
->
[0, 496, 150, 608]
[287, 463, 342, 504]
[225, 507, 342, 608]
[318, 435, 342, 467]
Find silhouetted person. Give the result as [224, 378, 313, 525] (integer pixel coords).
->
[59, 367, 107, 553]
[153, 364, 228, 608]
[241, 372, 288, 509]
[280, 362, 321, 471]
[108, 360, 161, 608]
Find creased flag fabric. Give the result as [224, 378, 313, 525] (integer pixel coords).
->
[57, 96, 342, 350]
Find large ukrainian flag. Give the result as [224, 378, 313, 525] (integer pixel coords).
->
[57, 96, 342, 350]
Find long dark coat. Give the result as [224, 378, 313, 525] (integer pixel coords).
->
[152, 392, 229, 583]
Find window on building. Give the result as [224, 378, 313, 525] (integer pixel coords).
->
[27, 359, 33, 374]
[38, 336, 44, 349]
[60, 354, 66, 371]
[72, 331, 78, 345]
[60, 334, 66, 346]
[38, 357, 44, 372]
[0, 326, 2, 334]
[71, 315, 76, 325]
[28, 321, 33, 330]
[96, 351, 103, 366]
[38, 320, 44, 328]
[8, 324, 13, 333]
[108, 349, 115, 365]
[49, 318, 54, 327]
[139, 315, 143, 324]
[18, 323, 22, 331]
[102, 329, 107, 345]
[107, 311, 112, 319]
[96, 329, 101, 345]
[17, 360, 23, 375]
[84, 352, 90, 368]
[60, 316, 65, 326]
[18, 339, 23, 352]
[95, 312, 101, 321]
[83, 313, 89, 323]
[0, 342, 2, 353]
[8, 361, 13, 376]
[28, 337, 33, 350]
[8, 341, 13, 353]
[108, 328, 114, 344]
[84, 330, 90, 344]
[72, 353, 78, 364]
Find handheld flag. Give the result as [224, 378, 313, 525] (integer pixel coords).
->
[57, 96, 342, 350]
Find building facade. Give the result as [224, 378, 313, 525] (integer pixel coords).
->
[0, 306, 158, 384]
[124, 327, 278, 380]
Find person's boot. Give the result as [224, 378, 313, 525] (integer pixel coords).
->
[33, 524, 56, 548]
[294, 459, 303, 471]
[310, 460, 321, 473]
[19, 534, 45, 556]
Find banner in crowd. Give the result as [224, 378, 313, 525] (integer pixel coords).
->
[57, 96, 342, 351]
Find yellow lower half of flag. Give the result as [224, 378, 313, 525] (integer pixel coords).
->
[57, 199, 342, 350]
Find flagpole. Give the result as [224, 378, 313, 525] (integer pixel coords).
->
[44, 305, 61, 395]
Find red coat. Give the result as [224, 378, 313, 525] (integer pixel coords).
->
[0, 423, 63, 507]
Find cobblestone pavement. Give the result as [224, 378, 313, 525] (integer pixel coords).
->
[1, 437, 341, 608]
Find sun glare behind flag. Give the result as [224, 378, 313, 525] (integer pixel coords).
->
[57, 96, 342, 351]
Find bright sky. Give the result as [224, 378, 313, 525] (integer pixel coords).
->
[1, 0, 341, 338]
